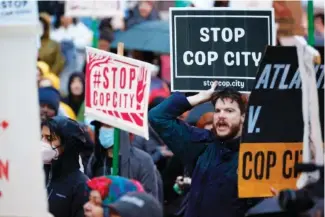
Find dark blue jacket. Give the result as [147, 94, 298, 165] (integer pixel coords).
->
[45, 165, 88, 217]
[44, 117, 89, 217]
[149, 93, 259, 217]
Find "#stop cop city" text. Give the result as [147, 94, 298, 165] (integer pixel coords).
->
[182, 27, 262, 67]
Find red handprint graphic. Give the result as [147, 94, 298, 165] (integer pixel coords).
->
[136, 67, 148, 110]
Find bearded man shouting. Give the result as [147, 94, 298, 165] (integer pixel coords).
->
[149, 81, 260, 217]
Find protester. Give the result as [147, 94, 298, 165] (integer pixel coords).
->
[51, 15, 93, 72]
[149, 82, 260, 217]
[62, 73, 85, 116]
[39, 87, 61, 121]
[83, 175, 145, 217]
[38, 12, 65, 75]
[38, 86, 77, 121]
[314, 13, 324, 46]
[41, 116, 89, 217]
[37, 61, 77, 120]
[86, 122, 159, 199]
[37, 61, 61, 90]
[98, 29, 114, 52]
[125, 1, 160, 29]
[170, 111, 213, 217]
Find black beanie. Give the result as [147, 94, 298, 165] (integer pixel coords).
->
[38, 87, 60, 114]
[99, 29, 114, 43]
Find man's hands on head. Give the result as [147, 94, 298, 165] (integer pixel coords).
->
[187, 81, 218, 107]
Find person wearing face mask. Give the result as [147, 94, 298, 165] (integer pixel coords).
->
[41, 116, 89, 217]
[86, 122, 159, 201]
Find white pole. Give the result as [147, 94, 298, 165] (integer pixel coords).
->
[0, 2, 48, 216]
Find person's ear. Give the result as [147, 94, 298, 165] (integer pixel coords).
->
[240, 114, 245, 124]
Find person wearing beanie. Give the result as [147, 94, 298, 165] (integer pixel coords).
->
[39, 86, 60, 121]
[83, 175, 145, 217]
[109, 192, 163, 217]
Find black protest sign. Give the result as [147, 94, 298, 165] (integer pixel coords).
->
[238, 46, 324, 198]
[170, 8, 275, 93]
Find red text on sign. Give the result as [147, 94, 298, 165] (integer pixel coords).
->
[0, 159, 9, 181]
[93, 91, 135, 109]
[102, 67, 136, 89]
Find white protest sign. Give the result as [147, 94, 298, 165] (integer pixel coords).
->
[85, 47, 153, 140]
[65, 0, 125, 18]
[0, 0, 38, 25]
[0, 1, 49, 217]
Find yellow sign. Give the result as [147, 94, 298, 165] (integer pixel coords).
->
[238, 142, 303, 198]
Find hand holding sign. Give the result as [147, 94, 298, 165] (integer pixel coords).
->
[136, 67, 148, 110]
[188, 81, 218, 106]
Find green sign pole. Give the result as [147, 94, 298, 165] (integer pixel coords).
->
[112, 43, 124, 176]
[307, 0, 315, 46]
[112, 128, 120, 175]
[91, 17, 99, 48]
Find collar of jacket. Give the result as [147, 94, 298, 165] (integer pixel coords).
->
[216, 137, 241, 152]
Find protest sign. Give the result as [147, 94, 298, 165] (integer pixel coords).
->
[0, 0, 38, 25]
[85, 47, 153, 140]
[238, 46, 324, 198]
[0, 1, 49, 216]
[170, 8, 275, 93]
[65, 0, 125, 17]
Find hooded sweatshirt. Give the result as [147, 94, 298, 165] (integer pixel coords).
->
[86, 122, 159, 200]
[62, 73, 85, 115]
[43, 116, 89, 217]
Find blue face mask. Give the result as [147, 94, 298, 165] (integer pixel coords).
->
[99, 127, 114, 149]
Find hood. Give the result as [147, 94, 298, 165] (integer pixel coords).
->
[38, 61, 60, 90]
[44, 116, 87, 178]
[67, 72, 85, 97]
[91, 121, 131, 165]
[39, 12, 51, 39]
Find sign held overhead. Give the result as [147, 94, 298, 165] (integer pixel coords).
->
[170, 8, 275, 93]
[238, 46, 324, 198]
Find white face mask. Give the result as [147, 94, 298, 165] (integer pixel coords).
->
[41, 141, 59, 164]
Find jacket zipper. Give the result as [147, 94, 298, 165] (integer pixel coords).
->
[47, 165, 53, 200]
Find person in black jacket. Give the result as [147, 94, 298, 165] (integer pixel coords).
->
[41, 116, 89, 217]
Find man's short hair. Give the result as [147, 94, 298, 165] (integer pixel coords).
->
[211, 88, 248, 114]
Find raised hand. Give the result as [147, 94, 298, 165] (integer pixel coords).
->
[136, 67, 148, 110]
[187, 81, 218, 107]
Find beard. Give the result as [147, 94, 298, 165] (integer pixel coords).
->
[212, 121, 241, 141]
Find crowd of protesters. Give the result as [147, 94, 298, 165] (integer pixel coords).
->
[36, 1, 324, 217]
